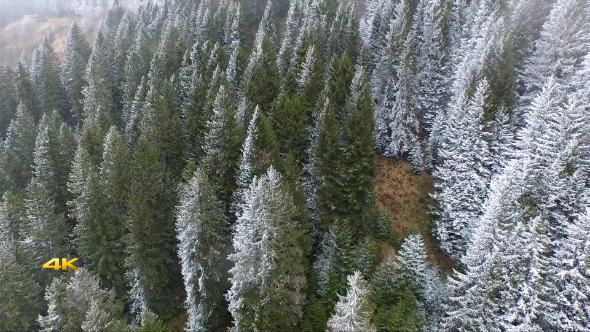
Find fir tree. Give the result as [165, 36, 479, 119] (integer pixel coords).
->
[232, 106, 260, 219]
[125, 135, 180, 322]
[0, 66, 17, 136]
[14, 55, 39, 120]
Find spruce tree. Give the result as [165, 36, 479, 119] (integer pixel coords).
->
[0, 103, 37, 194]
[0, 66, 17, 137]
[125, 134, 180, 322]
[35, 36, 69, 119]
[326, 271, 375, 332]
[62, 22, 91, 128]
[202, 84, 240, 210]
[14, 55, 39, 120]
[0, 248, 43, 332]
[39, 268, 125, 332]
[227, 166, 309, 331]
[432, 79, 492, 261]
[176, 169, 229, 331]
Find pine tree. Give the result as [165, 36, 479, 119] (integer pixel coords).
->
[414, 0, 451, 170]
[176, 169, 229, 331]
[316, 62, 376, 235]
[83, 30, 116, 129]
[135, 309, 166, 332]
[62, 22, 91, 128]
[326, 271, 375, 332]
[443, 159, 529, 331]
[23, 115, 73, 285]
[122, 26, 153, 126]
[139, 77, 185, 180]
[372, 0, 411, 155]
[227, 166, 309, 331]
[547, 207, 590, 330]
[521, 0, 589, 98]
[394, 234, 446, 328]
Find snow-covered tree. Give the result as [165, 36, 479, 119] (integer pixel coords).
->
[62, 22, 91, 128]
[34, 36, 69, 120]
[394, 234, 446, 327]
[227, 166, 308, 331]
[232, 106, 259, 218]
[176, 169, 229, 331]
[1, 103, 37, 193]
[520, 0, 589, 98]
[326, 271, 375, 332]
[432, 79, 492, 261]
[202, 84, 240, 208]
[0, 248, 42, 332]
[39, 268, 124, 332]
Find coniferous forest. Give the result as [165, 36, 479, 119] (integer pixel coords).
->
[0, 0, 589, 331]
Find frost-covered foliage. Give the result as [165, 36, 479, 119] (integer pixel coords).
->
[227, 166, 308, 331]
[176, 169, 228, 331]
[326, 271, 376, 332]
[39, 268, 124, 332]
[432, 79, 492, 261]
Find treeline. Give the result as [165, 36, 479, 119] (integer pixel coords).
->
[0, 0, 589, 331]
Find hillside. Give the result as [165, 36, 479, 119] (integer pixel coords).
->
[0, 15, 93, 66]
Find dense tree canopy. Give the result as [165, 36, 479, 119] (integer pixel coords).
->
[0, 0, 588, 331]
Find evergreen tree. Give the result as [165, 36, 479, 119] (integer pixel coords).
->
[34, 36, 69, 119]
[326, 271, 376, 332]
[0, 103, 37, 194]
[432, 79, 492, 261]
[83, 30, 116, 129]
[394, 234, 446, 328]
[125, 135, 180, 322]
[39, 268, 124, 332]
[62, 22, 91, 128]
[176, 169, 229, 331]
[135, 309, 167, 332]
[316, 62, 376, 235]
[232, 106, 259, 219]
[227, 167, 309, 331]
[14, 55, 39, 120]
[202, 84, 240, 210]
[0, 248, 43, 332]
[521, 0, 589, 98]
[0, 66, 17, 136]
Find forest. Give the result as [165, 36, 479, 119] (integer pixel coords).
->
[0, 0, 589, 331]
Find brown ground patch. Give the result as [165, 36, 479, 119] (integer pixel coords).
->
[375, 156, 455, 272]
[0, 15, 95, 66]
